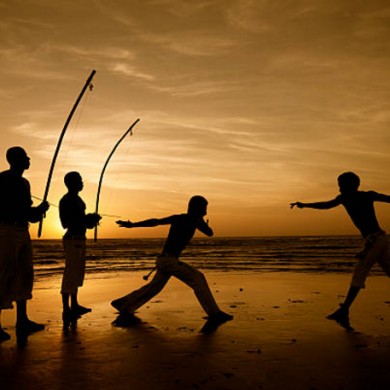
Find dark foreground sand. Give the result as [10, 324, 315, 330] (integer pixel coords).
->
[1, 271, 390, 390]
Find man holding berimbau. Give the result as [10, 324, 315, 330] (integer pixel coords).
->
[0, 147, 49, 342]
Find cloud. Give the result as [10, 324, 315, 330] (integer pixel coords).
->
[12, 122, 59, 141]
[110, 62, 155, 80]
[147, 0, 216, 17]
[0, 46, 76, 80]
[139, 30, 237, 56]
[225, 0, 271, 33]
[353, 5, 390, 44]
[37, 44, 155, 82]
[94, 0, 138, 27]
[50, 45, 136, 60]
[149, 80, 241, 97]
[7, 17, 54, 29]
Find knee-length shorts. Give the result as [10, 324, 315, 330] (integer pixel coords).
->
[0, 225, 33, 310]
[61, 238, 86, 295]
[351, 233, 390, 288]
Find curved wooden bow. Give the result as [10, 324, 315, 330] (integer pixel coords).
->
[94, 118, 140, 242]
[38, 70, 97, 238]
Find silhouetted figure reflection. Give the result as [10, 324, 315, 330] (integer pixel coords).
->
[0, 147, 49, 342]
[62, 310, 79, 336]
[291, 172, 390, 329]
[59, 172, 101, 321]
[112, 312, 142, 328]
[112, 196, 233, 330]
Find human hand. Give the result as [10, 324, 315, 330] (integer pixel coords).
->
[91, 213, 102, 223]
[86, 213, 102, 228]
[290, 202, 304, 209]
[116, 220, 133, 228]
[39, 201, 50, 213]
[94, 213, 102, 220]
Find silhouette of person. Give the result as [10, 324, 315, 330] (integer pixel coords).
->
[291, 172, 390, 327]
[59, 172, 101, 320]
[0, 147, 49, 342]
[112, 196, 233, 326]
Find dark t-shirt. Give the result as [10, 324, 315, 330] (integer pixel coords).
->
[59, 193, 87, 238]
[337, 190, 381, 237]
[0, 170, 33, 227]
[162, 214, 212, 257]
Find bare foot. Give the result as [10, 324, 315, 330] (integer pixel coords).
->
[16, 319, 45, 335]
[111, 297, 126, 312]
[208, 311, 233, 324]
[327, 306, 353, 331]
[200, 311, 233, 333]
[112, 312, 141, 327]
[72, 305, 92, 315]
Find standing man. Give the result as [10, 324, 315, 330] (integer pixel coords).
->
[0, 147, 49, 342]
[291, 172, 390, 327]
[59, 171, 101, 319]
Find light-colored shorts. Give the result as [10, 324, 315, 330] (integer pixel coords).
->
[0, 225, 33, 309]
[61, 238, 86, 294]
[351, 232, 390, 288]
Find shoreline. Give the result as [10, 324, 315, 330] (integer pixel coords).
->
[31, 234, 363, 240]
[1, 272, 390, 389]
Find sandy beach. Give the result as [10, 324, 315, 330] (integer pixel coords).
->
[1, 271, 390, 390]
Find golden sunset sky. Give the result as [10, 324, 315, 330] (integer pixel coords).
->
[1, 0, 390, 239]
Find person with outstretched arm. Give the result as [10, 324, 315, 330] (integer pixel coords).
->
[112, 195, 233, 327]
[0, 147, 49, 342]
[291, 172, 390, 328]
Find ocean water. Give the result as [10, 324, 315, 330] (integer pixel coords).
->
[31, 235, 384, 280]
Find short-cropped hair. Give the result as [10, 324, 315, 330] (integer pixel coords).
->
[6, 146, 26, 164]
[338, 172, 360, 189]
[64, 171, 81, 189]
[188, 195, 208, 214]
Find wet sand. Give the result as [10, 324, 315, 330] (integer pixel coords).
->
[1, 271, 390, 390]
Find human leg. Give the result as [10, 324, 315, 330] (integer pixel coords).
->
[174, 263, 220, 316]
[163, 257, 230, 318]
[327, 286, 361, 321]
[377, 239, 390, 278]
[0, 226, 18, 311]
[342, 286, 361, 310]
[328, 235, 387, 323]
[14, 233, 34, 304]
[61, 293, 73, 322]
[112, 270, 170, 313]
[0, 309, 11, 342]
[15, 234, 44, 333]
[62, 239, 89, 313]
[62, 293, 70, 311]
[71, 290, 91, 314]
[16, 299, 27, 323]
[0, 227, 18, 340]
[16, 299, 44, 333]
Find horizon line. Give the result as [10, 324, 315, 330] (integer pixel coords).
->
[32, 234, 362, 241]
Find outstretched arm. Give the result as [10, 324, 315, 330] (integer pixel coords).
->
[116, 215, 177, 228]
[374, 193, 390, 204]
[290, 197, 341, 210]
